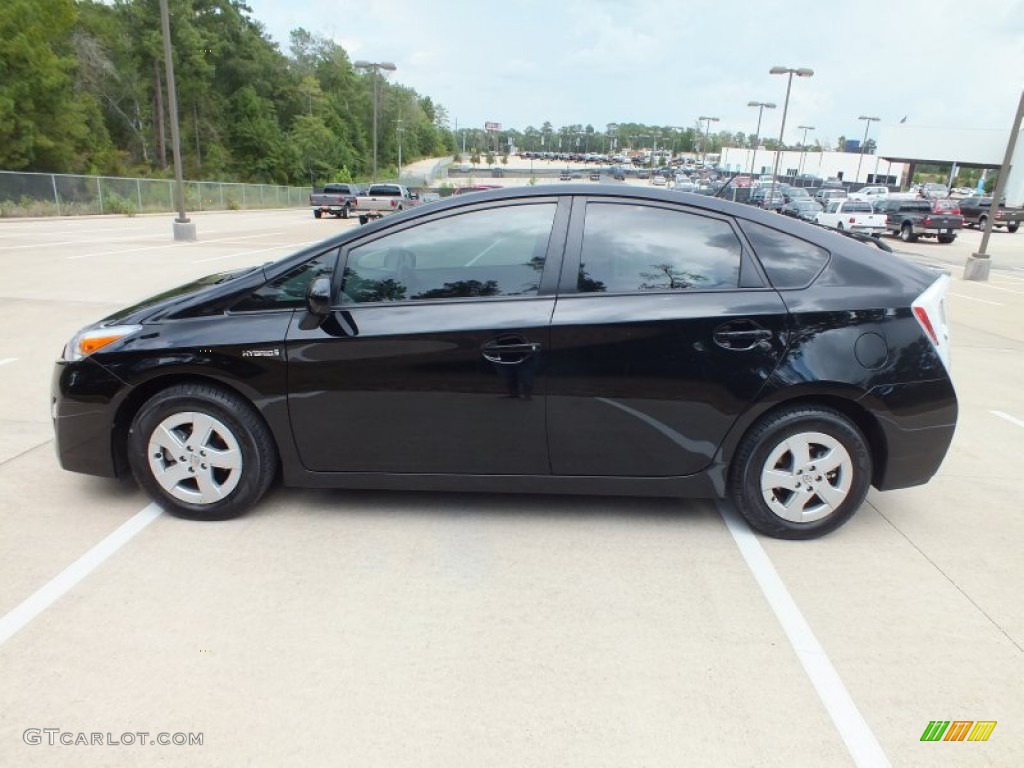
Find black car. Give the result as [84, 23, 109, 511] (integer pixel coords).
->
[53, 185, 957, 540]
[781, 199, 823, 221]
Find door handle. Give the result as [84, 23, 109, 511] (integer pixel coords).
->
[712, 324, 773, 351]
[481, 340, 541, 364]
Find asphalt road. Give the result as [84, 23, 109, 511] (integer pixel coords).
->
[0, 207, 1021, 767]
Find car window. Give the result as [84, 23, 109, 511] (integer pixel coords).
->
[340, 204, 556, 304]
[739, 220, 829, 289]
[231, 249, 337, 311]
[577, 203, 741, 293]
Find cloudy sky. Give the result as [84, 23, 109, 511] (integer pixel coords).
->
[246, 0, 1024, 147]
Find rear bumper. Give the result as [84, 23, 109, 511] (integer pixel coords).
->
[864, 378, 958, 490]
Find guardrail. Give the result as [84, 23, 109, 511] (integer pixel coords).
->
[0, 170, 312, 218]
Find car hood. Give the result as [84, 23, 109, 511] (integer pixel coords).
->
[98, 265, 264, 326]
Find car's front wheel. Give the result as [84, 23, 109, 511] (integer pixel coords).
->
[128, 384, 277, 520]
[729, 405, 872, 539]
[899, 223, 916, 242]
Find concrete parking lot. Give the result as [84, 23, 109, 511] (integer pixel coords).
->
[0, 206, 1022, 767]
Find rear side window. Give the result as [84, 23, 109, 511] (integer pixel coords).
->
[739, 221, 829, 289]
[577, 203, 741, 293]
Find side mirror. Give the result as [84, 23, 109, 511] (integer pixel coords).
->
[305, 276, 332, 316]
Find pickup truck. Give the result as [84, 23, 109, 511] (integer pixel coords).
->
[352, 183, 420, 224]
[815, 199, 886, 236]
[309, 183, 361, 219]
[872, 198, 962, 243]
[958, 196, 1022, 233]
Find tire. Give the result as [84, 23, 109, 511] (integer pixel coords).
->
[728, 405, 872, 539]
[358, 215, 368, 225]
[127, 384, 277, 521]
[836, 222, 845, 231]
[978, 215, 987, 228]
[937, 234, 956, 244]
[313, 209, 322, 219]
[899, 222, 916, 242]
[341, 205, 350, 220]
[1008, 223, 1019, 233]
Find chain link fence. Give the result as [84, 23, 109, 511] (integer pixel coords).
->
[0, 170, 312, 218]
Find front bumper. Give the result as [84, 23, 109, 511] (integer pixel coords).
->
[51, 359, 129, 478]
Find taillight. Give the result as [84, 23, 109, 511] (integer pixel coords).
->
[849, 217, 856, 223]
[391, 200, 398, 208]
[912, 274, 952, 372]
[923, 216, 932, 226]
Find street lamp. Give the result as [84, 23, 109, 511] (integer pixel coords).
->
[855, 115, 880, 183]
[698, 116, 719, 166]
[396, 118, 404, 181]
[797, 125, 814, 175]
[746, 101, 776, 179]
[768, 65, 813, 202]
[353, 59, 397, 181]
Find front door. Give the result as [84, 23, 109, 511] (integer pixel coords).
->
[287, 199, 566, 475]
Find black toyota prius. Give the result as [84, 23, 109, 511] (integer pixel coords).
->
[52, 185, 957, 539]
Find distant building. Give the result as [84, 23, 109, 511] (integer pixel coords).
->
[720, 147, 907, 185]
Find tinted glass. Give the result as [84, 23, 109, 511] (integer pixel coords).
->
[232, 250, 336, 311]
[341, 204, 555, 304]
[843, 202, 872, 213]
[578, 203, 741, 293]
[900, 201, 932, 212]
[739, 220, 829, 289]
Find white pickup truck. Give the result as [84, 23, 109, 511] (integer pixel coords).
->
[847, 185, 890, 202]
[815, 199, 887, 236]
[352, 183, 420, 224]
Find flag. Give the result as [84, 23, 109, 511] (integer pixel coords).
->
[900, 115, 908, 123]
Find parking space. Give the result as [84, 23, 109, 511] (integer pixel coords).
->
[1, 209, 1022, 766]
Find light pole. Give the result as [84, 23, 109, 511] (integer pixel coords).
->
[698, 116, 719, 167]
[768, 65, 813, 203]
[396, 118, 404, 181]
[353, 60, 397, 182]
[747, 101, 776, 179]
[158, 0, 195, 240]
[797, 125, 814, 176]
[855, 115, 880, 183]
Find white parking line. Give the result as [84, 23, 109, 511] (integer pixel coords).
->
[193, 240, 319, 263]
[948, 292, 1002, 306]
[991, 410, 1024, 429]
[0, 358, 17, 367]
[66, 231, 286, 260]
[718, 502, 891, 768]
[0, 504, 162, 646]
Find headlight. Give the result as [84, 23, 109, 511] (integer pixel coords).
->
[63, 324, 143, 362]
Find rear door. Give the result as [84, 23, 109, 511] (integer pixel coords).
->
[545, 197, 789, 477]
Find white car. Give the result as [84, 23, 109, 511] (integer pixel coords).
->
[848, 185, 890, 202]
[651, 175, 667, 186]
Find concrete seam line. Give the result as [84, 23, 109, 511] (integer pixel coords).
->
[0, 504, 163, 647]
[991, 410, 1024, 429]
[717, 501, 891, 768]
[948, 292, 1002, 306]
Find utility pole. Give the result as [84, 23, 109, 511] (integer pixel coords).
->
[159, 0, 195, 240]
[354, 60, 397, 181]
[965, 89, 1024, 281]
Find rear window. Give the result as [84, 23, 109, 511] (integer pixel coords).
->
[899, 201, 933, 212]
[842, 202, 872, 213]
[323, 185, 354, 194]
[367, 185, 401, 196]
[740, 220, 829, 289]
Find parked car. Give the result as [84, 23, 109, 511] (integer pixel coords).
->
[920, 183, 950, 199]
[781, 187, 812, 203]
[651, 175, 667, 186]
[560, 169, 573, 181]
[351, 183, 420, 225]
[491, 167, 505, 178]
[589, 171, 602, 181]
[873, 198, 962, 243]
[814, 188, 848, 205]
[848, 185, 890, 203]
[52, 185, 957, 540]
[815, 199, 887, 236]
[958, 196, 1022, 232]
[781, 198, 823, 221]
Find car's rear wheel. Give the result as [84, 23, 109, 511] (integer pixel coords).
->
[341, 205, 350, 219]
[899, 223, 916, 242]
[128, 384, 277, 521]
[937, 234, 956, 243]
[313, 209, 322, 219]
[729, 405, 872, 539]
[978, 215, 988, 228]
[1008, 223, 1019, 233]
